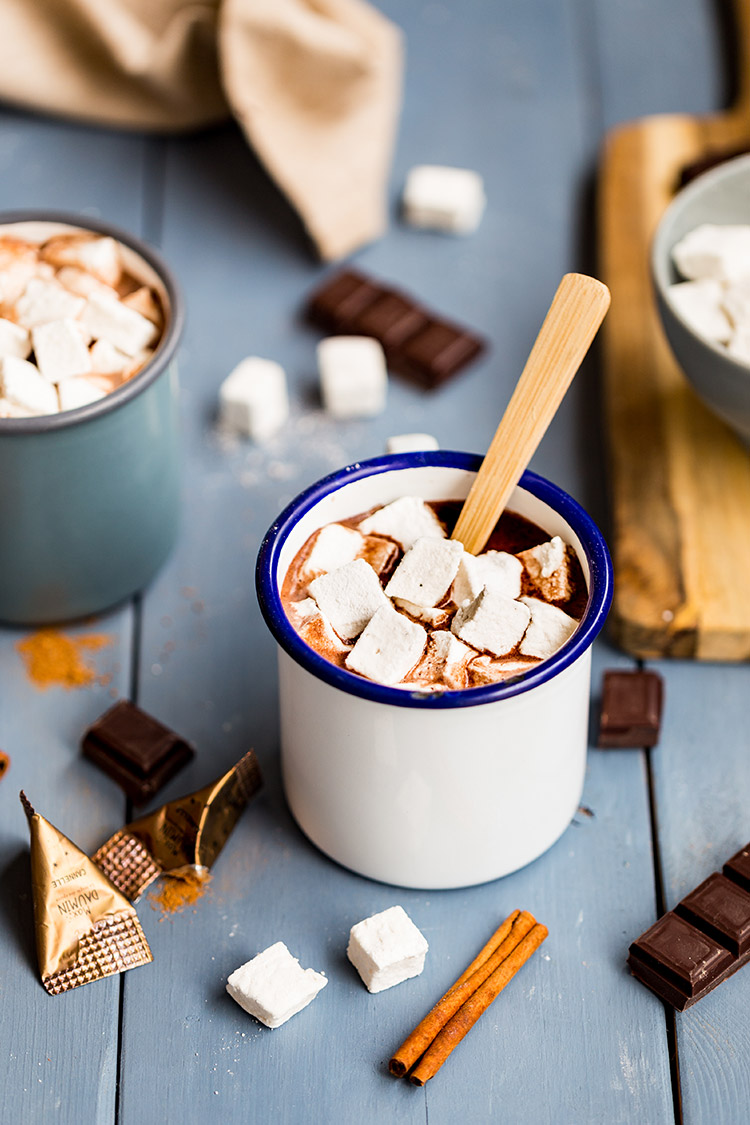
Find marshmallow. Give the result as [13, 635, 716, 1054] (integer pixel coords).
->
[0, 243, 37, 304]
[318, 336, 387, 418]
[667, 279, 732, 343]
[345, 604, 427, 684]
[55, 266, 120, 301]
[299, 524, 365, 585]
[358, 535, 400, 579]
[393, 598, 451, 628]
[469, 654, 536, 685]
[122, 286, 163, 326]
[412, 629, 472, 690]
[79, 292, 158, 356]
[358, 496, 446, 551]
[519, 596, 578, 659]
[0, 397, 34, 418]
[347, 906, 428, 993]
[57, 377, 107, 412]
[402, 164, 486, 234]
[0, 317, 30, 359]
[308, 558, 388, 641]
[385, 536, 463, 607]
[451, 587, 530, 656]
[219, 356, 289, 441]
[41, 235, 122, 287]
[452, 550, 523, 606]
[0, 356, 58, 415]
[386, 432, 439, 454]
[672, 224, 750, 284]
[518, 536, 572, 602]
[14, 278, 85, 328]
[721, 278, 750, 330]
[226, 942, 327, 1029]
[89, 338, 130, 375]
[32, 318, 92, 382]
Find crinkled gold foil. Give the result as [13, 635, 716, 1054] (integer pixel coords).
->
[20, 791, 153, 994]
[93, 749, 262, 901]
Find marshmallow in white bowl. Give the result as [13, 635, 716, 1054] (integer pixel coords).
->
[386, 432, 439, 454]
[358, 495, 445, 551]
[402, 165, 486, 234]
[347, 905, 428, 993]
[672, 223, 750, 284]
[345, 603, 427, 685]
[317, 336, 387, 418]
[219, 357, 289, 441]
[308, 557, 388, 642]
[385, 536, 463, 607]
[452, 587, 530, 657]
[0, 356, 58, 415]
[667, 279, 732, 344]
[226, 942, 327, 1029]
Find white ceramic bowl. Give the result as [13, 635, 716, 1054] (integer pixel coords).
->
[257, 452, 612, 889]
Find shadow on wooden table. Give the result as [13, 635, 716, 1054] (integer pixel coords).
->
[0, 848, 37, 975]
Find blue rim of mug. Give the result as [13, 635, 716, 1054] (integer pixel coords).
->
[256, 451, 613, 710]
[0, 210, 184, 433]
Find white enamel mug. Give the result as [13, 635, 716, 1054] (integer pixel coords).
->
[257, 452, 612, 889]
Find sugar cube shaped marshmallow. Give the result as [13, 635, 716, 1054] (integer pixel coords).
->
[386, 432, 439, 454]
[451, 587, 531, 656]
[56, 266, 120, 301]
[14, 278, 85, 328]
[89, 338, 129, 375]
[518, 536, 572, 602]
[672, 224, 750, 284]
[402, 165, 486, 234]
[219, 357, 289, 441]
[392, 599, 451, 628]
[226, 942, 327, 1028]
[299, 523, 364, 585]
[358, 496, 446, 551]
[79, 292, 159, 356]
[452, 550, 523, 606]
[32, 319, 92, 382]
[413, 629, 472, 690]
[57, 377, 107, 412]
[519, 597, 578, 659]
[345, 604, 427, 684]
[347, 905, 428, 993]
[385, 536, 463, 607]
[0, 356, 58, 415]
[667, 279, 732, 343]
[122, 286, 163, 325]
[41, 235, 122, 287]
[0, 318, 30, 359]
[318, 336, 387, 418]
[308, 557, 388, 641]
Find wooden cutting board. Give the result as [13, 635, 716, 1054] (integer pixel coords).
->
[598, 0, 750, 661]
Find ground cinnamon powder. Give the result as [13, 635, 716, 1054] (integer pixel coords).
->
[148, 869, 212, 916]
[16, 629, 111, 690]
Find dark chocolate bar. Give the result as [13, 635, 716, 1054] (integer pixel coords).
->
[82, 700, 195, 803]
[628, 843, 750, 1009]
[306, 269, 486, 388]
[597, 669, 663, 748]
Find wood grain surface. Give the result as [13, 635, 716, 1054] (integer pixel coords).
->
[599, 0, 750, 660]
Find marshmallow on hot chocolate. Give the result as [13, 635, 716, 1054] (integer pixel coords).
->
[0, 356, 58, 415]
[452, 550, 523, 606]
[393, 599, 451, 628]
[219, 357, 289, 441]
[667, 279, 732, 343]
[346, 603, 427, 684]
[79, 292, 159, 357]
[518, 536, 572, 602]
[41, 235, 121, 287]
[56, 266, 120, 301]
[385, 536, 463, 607]
[519, 597, 578, 660]
[299, 524, 365, 586]
[402, 165, 486, 234]
[89, 338, 129, 375]
[358, 496, 446, 551]
[122, 286, 163, 326]
[672, 224, 750, 284]
[57, 377, 107, 412]
[0, 317, 30, 359]
[413, 629, 472, 689]
[32, 319, 92, 383]
[308, 558, 388, 641]
[317, 336, 387, 418]
[451, 587, 531, 657]
[14, 278, 85, 329]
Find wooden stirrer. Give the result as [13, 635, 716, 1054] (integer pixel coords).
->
[451, 272, 611, 555]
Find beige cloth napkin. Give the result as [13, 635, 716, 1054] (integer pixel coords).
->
[0, 0, 403, 260]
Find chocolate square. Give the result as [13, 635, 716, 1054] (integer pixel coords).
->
[395, 319, 486, 387]
[350, 292, 429, 349]
[677, 873, 750, 958]
[629, 911, 733, 1000]
[82, 700, 195, 803]
[306, 269, 383, 332]
[597, 669, 664, 748]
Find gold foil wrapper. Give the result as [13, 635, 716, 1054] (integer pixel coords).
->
[93, 749, 262, 901]
[20, 791, 153, 994]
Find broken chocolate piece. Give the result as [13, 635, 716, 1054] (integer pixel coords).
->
[306, 268, 486, 388]
[82, 700, 195, 803]
[597, 669, 663, 748]
[628, 841, 750, 1009]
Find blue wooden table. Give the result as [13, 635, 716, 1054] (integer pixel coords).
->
[1, 3, 748, 1122]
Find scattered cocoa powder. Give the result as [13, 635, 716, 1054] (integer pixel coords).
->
[16, 629, 112, 690]
[148, 869, 211, 916]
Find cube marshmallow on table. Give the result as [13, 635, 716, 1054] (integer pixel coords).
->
[347, 905, 429, 993]
[219, 356, 290, 441]
[226, 942, 327, 1028]
[402, 165, 486, 234]
[317, 336, 387, 418]
[386, 432, 439, 454]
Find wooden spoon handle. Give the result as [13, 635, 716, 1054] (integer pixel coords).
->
[451, 273, 610, 555]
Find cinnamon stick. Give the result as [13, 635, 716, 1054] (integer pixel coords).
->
[389, 909, 532, 1077]
[409, 922, 548, 1086]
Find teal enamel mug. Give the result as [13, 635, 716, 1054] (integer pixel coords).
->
[0, 213, 184, 624]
